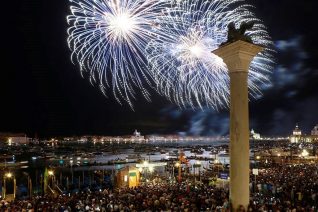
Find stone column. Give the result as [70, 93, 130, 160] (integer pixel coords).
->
[212, 40, 263, 210]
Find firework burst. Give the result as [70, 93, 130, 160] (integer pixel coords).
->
[147, 0, 275, 109]
[67, 0, 168, 107]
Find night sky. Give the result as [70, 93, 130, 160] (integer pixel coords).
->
[1, 0, 317, 138]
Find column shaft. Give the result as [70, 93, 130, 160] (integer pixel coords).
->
[229, 71, 249, 209]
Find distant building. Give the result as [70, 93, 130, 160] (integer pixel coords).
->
[11, 137, 29, 145]
[250, 129, 261, 140]
[0, 133, 30, 145]
[290, 124, 302, 143]
[311, 124, 318, 142]
[311, 124, 318, 136]
[290, 124, 318, 143]
[130, 130, 145, 143]
[133, 129, 141, 137]
[293, 124, 302, 136]
[79, 137, 88, 142]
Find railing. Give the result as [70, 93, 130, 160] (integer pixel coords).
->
[47, 183, 63, 197]
[47, 185, 55, 195]
[54, 184, 63, 194]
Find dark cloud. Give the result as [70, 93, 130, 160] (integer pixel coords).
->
[160, 107, 229, 136]
[272, 36, 309, 89]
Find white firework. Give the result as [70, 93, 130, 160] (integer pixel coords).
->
[67, 0, 169, 108]
[147, 0, 275, 109]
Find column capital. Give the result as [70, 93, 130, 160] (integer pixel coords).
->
[212, 40, 263, 73]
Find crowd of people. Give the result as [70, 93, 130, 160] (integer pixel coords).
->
[0, 163, 317, 211]
[250, 163, 318, 211]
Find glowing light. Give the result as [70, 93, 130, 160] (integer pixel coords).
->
[148, 166, 154, 172]
[5, 173, 12, 178]
[147, 0, 274, 109]
[8, 138, 12, 146]
[189, 45, 203, 57]
[175, 162, 180, 167]
[108, 13, 136, 38]
[48, 170, 54, 176]
[301, 149, 309, 157]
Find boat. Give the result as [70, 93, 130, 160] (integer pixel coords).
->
[146, 152, 156, 156]
[112, 158, 127, 164]
[107, 158, 126, 165]
[190, 148, 204, 155]
[93, 152, 103, 156]
[203, 167, 213, 172]
[126, 154, 142, 160]
[44, 153, 55, 159]
[218, 150, 229, 157]
[168, 151, 178, 157]
[160, 150, 166, 154]
[210, 149, 218, 155]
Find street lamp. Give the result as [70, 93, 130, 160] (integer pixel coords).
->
[48, 170, 55, 188]
[175, 162, 181, 183]
[70, 159, 74, 184]
[8, 138, 12, 146]
[3, 172, 16, 200]
[6, 173, 12, 178]
[171, 162, 179, 183]
[48, 170, 54, 176]
[196, 161, 202, 183]
[277, 153, 282, 165]
[214, 159, 220, 177]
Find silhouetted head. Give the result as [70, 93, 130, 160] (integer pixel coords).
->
[228, 22, 236, 30]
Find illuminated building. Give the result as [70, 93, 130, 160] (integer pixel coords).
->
[290, 124, 302, 143]
[131, 130, 145, 143]
[133, 129, 141, 137]
[116, 166, 141, 188]
[290, 124, 318, 143]
[311, 125, 318, 136]
[250, 129, 261, 140]
[311, 124, 318, 141]
[0, 133, 30, 146]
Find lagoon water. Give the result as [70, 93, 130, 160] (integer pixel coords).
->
[72, 140, 230, 171]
